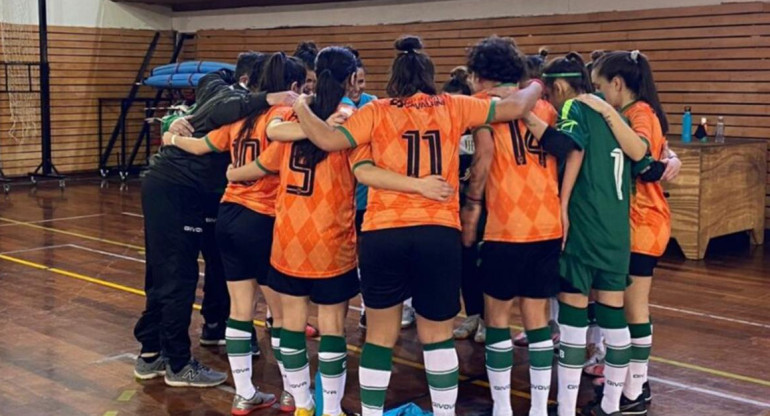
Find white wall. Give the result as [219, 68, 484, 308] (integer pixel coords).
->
[172, 0, 759, 32]
[0, 0, 171, 30]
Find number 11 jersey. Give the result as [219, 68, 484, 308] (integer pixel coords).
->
[338, 92, 495, 232]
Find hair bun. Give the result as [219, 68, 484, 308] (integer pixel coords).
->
[449, 66, 469, 82]
[565, 52, 585, 66]
[590, 50, 606, 61]
[538, 47, 549, 58]
[395, 35, 423, 53]
[295, 41, 318, 55]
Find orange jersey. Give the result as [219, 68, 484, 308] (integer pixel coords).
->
[205, 106, 290, 216]
[624, 101, 671, 257]
[257, 109, 367, 279]
[475, 94, 562, 243]
[338, 93, 495, 232]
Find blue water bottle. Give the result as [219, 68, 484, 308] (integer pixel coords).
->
[681, 106, 692, 143]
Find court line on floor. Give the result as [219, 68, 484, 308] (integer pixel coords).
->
[647, 376, 770, 408]
[2, 253, 770, 407]
[0, 213, 105, 227]
[6, 215, 770, 332]
[0, 216, 144, 251]
[121, 212, 144, 218]
[649, 303, 770, 330]
[0, 244, 72, 255]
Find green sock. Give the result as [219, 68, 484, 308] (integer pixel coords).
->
[526, 326, 553, 415]
[360, 343, 393, 415]
[319, 335, 347, 415]
[485, 327, 512, 415]
[280, 329, 313, 409]
[226, 318, 256, 398]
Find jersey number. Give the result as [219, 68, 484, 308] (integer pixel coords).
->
[611, 148, 624, 200]
[402, 130, 442, 177]
[232, 137, 260, 186]
[287, 144, 315, 197]
[509, 122, 547, 167]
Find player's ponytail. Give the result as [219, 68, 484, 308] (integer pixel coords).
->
[236, 53, 306, 144]
[542, 52, 593, 93]
[594, 50, 669, 133]
[386, 35, 437, 97]
[294, 46, 358, 169]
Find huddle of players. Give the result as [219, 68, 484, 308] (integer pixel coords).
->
[154, 34, 676, 416]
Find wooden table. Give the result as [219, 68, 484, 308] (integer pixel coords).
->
[664, 138, 767, 260]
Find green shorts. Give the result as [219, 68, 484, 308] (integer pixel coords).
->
[559, 254, 630, 295]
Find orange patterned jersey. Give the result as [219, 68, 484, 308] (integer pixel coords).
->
[624, 101, 671, 257]
[338, 93, 495, 231]
[256, 108, 368, 279]
[474, 94, 562, 243]
[205, 105, 290, 216]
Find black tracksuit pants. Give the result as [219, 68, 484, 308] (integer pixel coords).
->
[133, 173, 229, 372]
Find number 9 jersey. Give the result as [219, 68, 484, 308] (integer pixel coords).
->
[337, 92, 495, 232]
[255, 107, 370, 279]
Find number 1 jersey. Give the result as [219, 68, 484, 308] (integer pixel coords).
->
[338, 92, 495, 232]
[558, 99, 632, 274]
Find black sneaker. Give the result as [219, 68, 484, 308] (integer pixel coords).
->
[358, 312, 367, 329]
[200, 322, 226, 346]
[251, 329, 261, 357]
[619, 393, 647, 415]
[642, 382, 652, 404]
[582, 403, 621, 416]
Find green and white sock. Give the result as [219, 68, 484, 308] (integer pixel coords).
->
[623, 322, 652, 401]
[319, 335, 347, 416]
[226, 318, 256, 399]
[280, 329, 313, 410]
[485, 327, 513, 416]
[557, 302, 588, 416]
[360, 343, 393, 416]
[596, 303, 631, 414]
[527, 326, 553, 416]
[271, 327, 289, 392]
[424, 338, 459, 416]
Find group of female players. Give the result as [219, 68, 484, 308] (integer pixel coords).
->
[159, 33, 678, 416]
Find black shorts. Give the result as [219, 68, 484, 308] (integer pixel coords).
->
[629, 252, 659, 277]
[268, 266, 360, 305]
[355, 209, 365, 236]
[359, 225, 461, 321]
[481, 239, 561, 300]
[215, 203, 274, 283]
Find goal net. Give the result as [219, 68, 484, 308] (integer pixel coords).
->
[0, 0, 41, 145]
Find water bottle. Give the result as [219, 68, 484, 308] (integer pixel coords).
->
[681, 106, 692, 143]
[715, 116, 725, 143]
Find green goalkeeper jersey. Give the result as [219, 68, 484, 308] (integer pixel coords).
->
[558, 99, 648, 275]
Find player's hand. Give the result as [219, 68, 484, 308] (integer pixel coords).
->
[417, 175, 453, 202]
[167, 117, 193, 136]
[266, 91, 300, 107]
[162, 131, 175, 146]
[326, 111, 349, 127]
[561, 207, 570, 251]
[461, 203, 482, 248]
[575, 93, 614, 117]
[660, 143, 681, 181]
[292, 93, 314, 113]
[226, 164, 236, 182]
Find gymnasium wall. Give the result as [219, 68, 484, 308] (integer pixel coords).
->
[191, 1, 770, 225]
[0, 27, 176, 176]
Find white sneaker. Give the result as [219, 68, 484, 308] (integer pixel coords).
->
[453, 315, 480, 339]
[401, 304, 416, 329]
[474, 320, 486, 343]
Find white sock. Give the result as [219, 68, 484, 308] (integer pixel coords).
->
[271, 331, 289, 392]
[485, 328, 513, 416]
[557, 323, 587, 416]
[623, 333, 652, 400]
[226, 326, 256, 399]
[601, 327, 631, 413]
[528, 339, 553, 416]
[424, 340, 459, 416]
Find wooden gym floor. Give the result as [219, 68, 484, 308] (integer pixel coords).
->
[0, 178, 768, 416]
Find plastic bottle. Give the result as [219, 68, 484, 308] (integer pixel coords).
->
[715, 116, 725, 143]
[681, 106, 692, 143]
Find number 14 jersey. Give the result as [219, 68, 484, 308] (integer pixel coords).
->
[338, 92, 495, 232]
